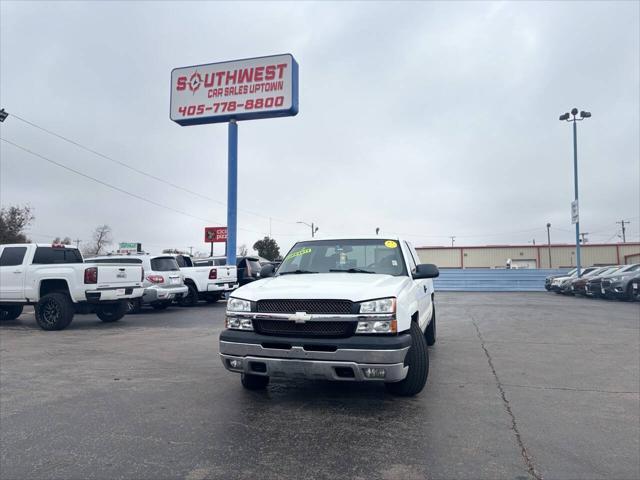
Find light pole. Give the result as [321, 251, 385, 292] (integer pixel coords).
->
[559, 108, 591, 277]
[297, 221, 318, 238]
[546, 223, 552, 268]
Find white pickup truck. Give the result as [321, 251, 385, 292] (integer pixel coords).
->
[219, 237, 439, 396]
[172, 254, 238, 306]
[0, 243, 144, 330]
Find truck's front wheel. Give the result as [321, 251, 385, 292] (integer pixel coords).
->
[0, 305, 23, 321]
[95, 302, 127, 322]
[241, 373, 269, 390]
[385, 321, 429, 396]
[35, 293, 74, 331]
[178, 284, 199, 307]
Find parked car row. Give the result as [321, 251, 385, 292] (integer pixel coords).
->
[545, 264, 640, 301]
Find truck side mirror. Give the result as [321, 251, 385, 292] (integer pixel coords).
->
[260, 264, 276, 278]
[413, 264, 439, 279]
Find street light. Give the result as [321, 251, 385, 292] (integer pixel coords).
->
[559, 107, 591, 277]
[0, 109, 8, 122]
[297, 221, 318, 238]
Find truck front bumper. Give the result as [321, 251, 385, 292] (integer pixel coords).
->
[219, 330, 411, 382]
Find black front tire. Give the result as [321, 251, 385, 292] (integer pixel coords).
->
[35, 292, 74, 331]
[179, 284, 199, 307]
[425, 307, 436, 346]
[0, 305, 23, 321]
[241, 374, 269, 390]
[385, 321, 429, 396]
[95, 301, 127, 322]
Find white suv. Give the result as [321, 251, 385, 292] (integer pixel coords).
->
[92, 254, 187, 312]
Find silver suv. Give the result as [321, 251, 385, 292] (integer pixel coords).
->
[92, 254, 187, 312]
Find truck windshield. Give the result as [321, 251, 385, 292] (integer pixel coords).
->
[278, 239, 407, 276]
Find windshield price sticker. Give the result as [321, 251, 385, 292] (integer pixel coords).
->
[384, 240, 398, 249]
[286, 247, 312, 260]
[171, 54, 299, 126]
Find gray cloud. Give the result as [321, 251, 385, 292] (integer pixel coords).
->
[1, 1, 638, 255]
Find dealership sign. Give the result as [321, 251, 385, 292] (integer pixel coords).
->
[170, 54, 299, 126]
[205, 227, 228, 243]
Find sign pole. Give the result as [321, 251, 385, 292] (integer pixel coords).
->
[227, 120, 238, 267]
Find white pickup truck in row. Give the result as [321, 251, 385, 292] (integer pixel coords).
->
[219, 237, 439, 396]
[172, 254, 238, 305]
[0, 243, 144, 330]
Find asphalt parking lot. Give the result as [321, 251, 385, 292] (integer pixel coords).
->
[1, 293, 638, 480]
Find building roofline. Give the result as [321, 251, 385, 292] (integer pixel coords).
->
[416, 242, 640, 250]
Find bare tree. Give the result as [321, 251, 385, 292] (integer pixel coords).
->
[0, 205, 34, 244]
[84, 225, 113, 255]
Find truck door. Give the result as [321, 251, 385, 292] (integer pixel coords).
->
[0, 246, 28, 301]
[403, 241, 430, 328]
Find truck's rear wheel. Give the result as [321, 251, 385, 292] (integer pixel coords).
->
[241, 373, 269, 390]
[425, 306, 436, 346]
[95, 302, 127, 322]
[205, 294, 221, 304]
[385, 321, 429, 396]
[179, 284, 199, 307]
[35, 293, 74, 331]
[0, 305, 23, 321]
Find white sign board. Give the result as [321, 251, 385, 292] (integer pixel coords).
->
[571, 200, 579, 224]
[170, 54, 298, 126]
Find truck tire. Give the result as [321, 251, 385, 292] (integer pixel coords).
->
[35, 292, 74, 331]
[127, 298, 142, 314]
[205, 294, 221, 304]
[241, 373, 269, 390]
[178, 283, 199, 307]
[95, 302, 127, 322]
[0, 305, 23, 321]
[425, 306, 436, 346]
[385, 321, 429, 396]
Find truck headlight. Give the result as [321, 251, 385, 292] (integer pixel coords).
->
[358, 298, 396, 314]
[225, 317, 254, 330]
[227, 298, 251, 312]
[356, 319, 397, 334]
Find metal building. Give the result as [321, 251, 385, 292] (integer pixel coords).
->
[416, 242, 640, 269]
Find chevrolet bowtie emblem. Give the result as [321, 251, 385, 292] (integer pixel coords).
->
[289, 311, 312, 323]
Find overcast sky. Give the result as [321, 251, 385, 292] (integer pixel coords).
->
[1, 1, 638, 256]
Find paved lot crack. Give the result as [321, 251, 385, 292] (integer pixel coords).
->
[471, 317, 543, 480]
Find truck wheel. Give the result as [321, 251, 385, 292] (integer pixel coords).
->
[241, 373, 269, 390]
[0, 305, 23, 321]
[205, 294, 221, 304]
[126, 298, 142, 314]
[151, 302, 170, 310]
[425, 306, 436, 346]
[385, 321, 429, 396]
[35, 293, 74, 331]
[178, 283, 199, 307]
[95, 302, 127, 322]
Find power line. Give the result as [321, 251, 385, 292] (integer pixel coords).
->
[7, 112, 295, 224]
[1, 137, 264, 232]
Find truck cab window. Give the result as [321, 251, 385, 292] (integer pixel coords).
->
[0, 247, 27, 266]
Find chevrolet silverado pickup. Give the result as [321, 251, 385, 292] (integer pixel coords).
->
[0, 243, 144, 330]
[219, 237, 439, 396]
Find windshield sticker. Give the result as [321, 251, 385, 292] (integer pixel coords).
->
[392, 260, 398, 266]
[384, 240, 398, 249]
[286, 247, 312, 260]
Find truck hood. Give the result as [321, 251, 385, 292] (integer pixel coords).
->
[232, 273, 411, 302]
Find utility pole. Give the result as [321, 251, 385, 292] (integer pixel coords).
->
[579, 232, 589, 244]
[616, 220, 629, 243]
[546, 223, 552, 268]
[449, 236, 456, 247]
[297, 221, 318, 238]
[74, 238, 82, 249]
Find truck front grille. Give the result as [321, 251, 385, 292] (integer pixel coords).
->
[256, 299, 353, 315]
[253, 319, 357, 338]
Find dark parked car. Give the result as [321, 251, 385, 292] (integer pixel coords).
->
[545, 268, 576, 291]
[601, 264, 640, 300]
[585, 265, 629, 298]
[629, 275, 640, 301]
[565, 266, 616, 296]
